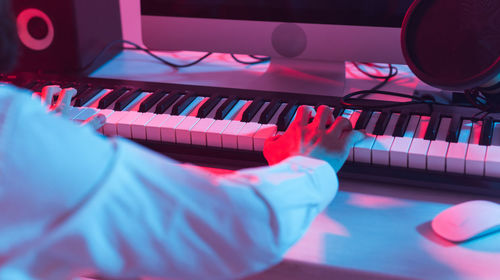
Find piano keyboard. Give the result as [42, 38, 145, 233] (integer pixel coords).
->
[4, 73, 500, 196]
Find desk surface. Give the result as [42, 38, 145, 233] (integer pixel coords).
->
[92, 50, 500, 280]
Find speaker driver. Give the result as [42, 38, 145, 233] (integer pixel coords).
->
[16, 8, 54, 51]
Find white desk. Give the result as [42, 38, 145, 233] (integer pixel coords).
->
[91, 50, 500, 280]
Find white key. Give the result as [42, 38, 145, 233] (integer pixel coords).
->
[253, 124, 278, 151]
[343, 110, 362, 161]
[222, 121, 246, 149]
[465, 121, 486, 176]
[238, 122, 262, 150]
[231, 101, 253, 121]
[427, 118, 451, 172]
[250, 102, 270, 123]
[206, 120, 231, 148]
[205, 100, 251, 147]
[390, 115, 420, 167]
[189, 98, 227, 146]
[176, 116, 200, 144]
[224, 100, 248, 120]
[372, 113, 400, 165]
[102, 111, 128, 136]
[161, 115, 186, 142]
[66, 107, 85, 120]
[73, 108, 100, 122]
[158, 97, 205, 142]
[187, 97, 210, 117]
[191, 118, 216, 146]
[173, 97, 210, 144]
[116, 112, 142, 138]
[94, 109, 114, 134]
[123, 92, 151, 112]
[268, 103, 288, 125]
[145, 114, 171, 141]
[85, 89, 113, 108]
[408, 116, 431, 169]
[131, 112, 156, 140]
[486, 122, 500, 177]
[179, 96, 205, 116]
[353, 112, 381, 163]
[446, 120, 472, 174]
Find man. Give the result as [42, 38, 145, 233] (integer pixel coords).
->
[0, 0, 364, 279]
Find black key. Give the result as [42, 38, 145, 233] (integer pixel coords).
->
[373, 111, 391, 135]
[241, 98, 266, 122]
[354, 110, 373, 130]
[155, 92, 182, 114]
[479, 118, 494, 146]
[114, 89, 143, 111]
[139, 90, 168, 113]
[98, 87, 130, 109]
[392, 113, 410, 137]
[73, 87, 104, 107]
[171, 92, 197, 115]
[215, 96, 239, 120]
[446, 115, 462, 143]
[72, 83, 91, 100]
[197, 95, 222, 118]
[259, 99, 281, 124]
[424, 112, 441, 140]
[277, 101, 299, 131]
[333, 106, 344, 118]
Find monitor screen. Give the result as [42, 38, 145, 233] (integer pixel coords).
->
[142, 0, 412, 28]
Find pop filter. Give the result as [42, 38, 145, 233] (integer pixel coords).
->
[401, 0, 500, 95]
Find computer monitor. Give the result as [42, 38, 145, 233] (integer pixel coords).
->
[141, 0, 414, 96]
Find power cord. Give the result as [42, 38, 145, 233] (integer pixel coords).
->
[341, 89, 444, 113]
[81, 39, 270, 73]
[352, 62, 399, 91]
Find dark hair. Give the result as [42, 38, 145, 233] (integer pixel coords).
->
[0, 0, 18, 73]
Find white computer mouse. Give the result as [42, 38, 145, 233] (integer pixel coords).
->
[431, 200, 500, 242]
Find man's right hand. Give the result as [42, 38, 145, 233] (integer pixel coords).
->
[263, 105, 365, 172]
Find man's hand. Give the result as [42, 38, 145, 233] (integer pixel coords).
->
[36, 85, 106, 130]
[263, 105, 365, 172]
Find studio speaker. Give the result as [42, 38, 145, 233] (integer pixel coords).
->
[12, 0, 122, 75]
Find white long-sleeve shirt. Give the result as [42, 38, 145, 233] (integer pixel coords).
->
[0, 84, 338, 280]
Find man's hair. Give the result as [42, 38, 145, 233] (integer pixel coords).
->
[0, 0, 18, 73]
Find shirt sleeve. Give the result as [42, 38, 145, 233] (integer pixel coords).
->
[0, 86, 338, 280]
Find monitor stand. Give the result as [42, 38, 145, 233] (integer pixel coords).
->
[256, 57, 346, 97]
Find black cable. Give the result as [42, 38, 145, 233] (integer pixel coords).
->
[464, 88, 500, 120]
[81, 39, 272, 73]
[341, 89, 443, 112]
[230, 54, 271, 65]
[352, 62, 399, 91]
[80, 39, 213, 73]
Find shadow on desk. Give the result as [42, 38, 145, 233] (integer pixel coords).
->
[244, 259, 416, 280]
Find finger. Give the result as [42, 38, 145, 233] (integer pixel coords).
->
[41, 85, 61, 108]
[342, 130, 366, 149]
[327, 117, 353, 139]
[292, 105, 315, 127]
[311, 105, 333, 130]
[83, 114, 106, 130]
[51, 88, 77, 114]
